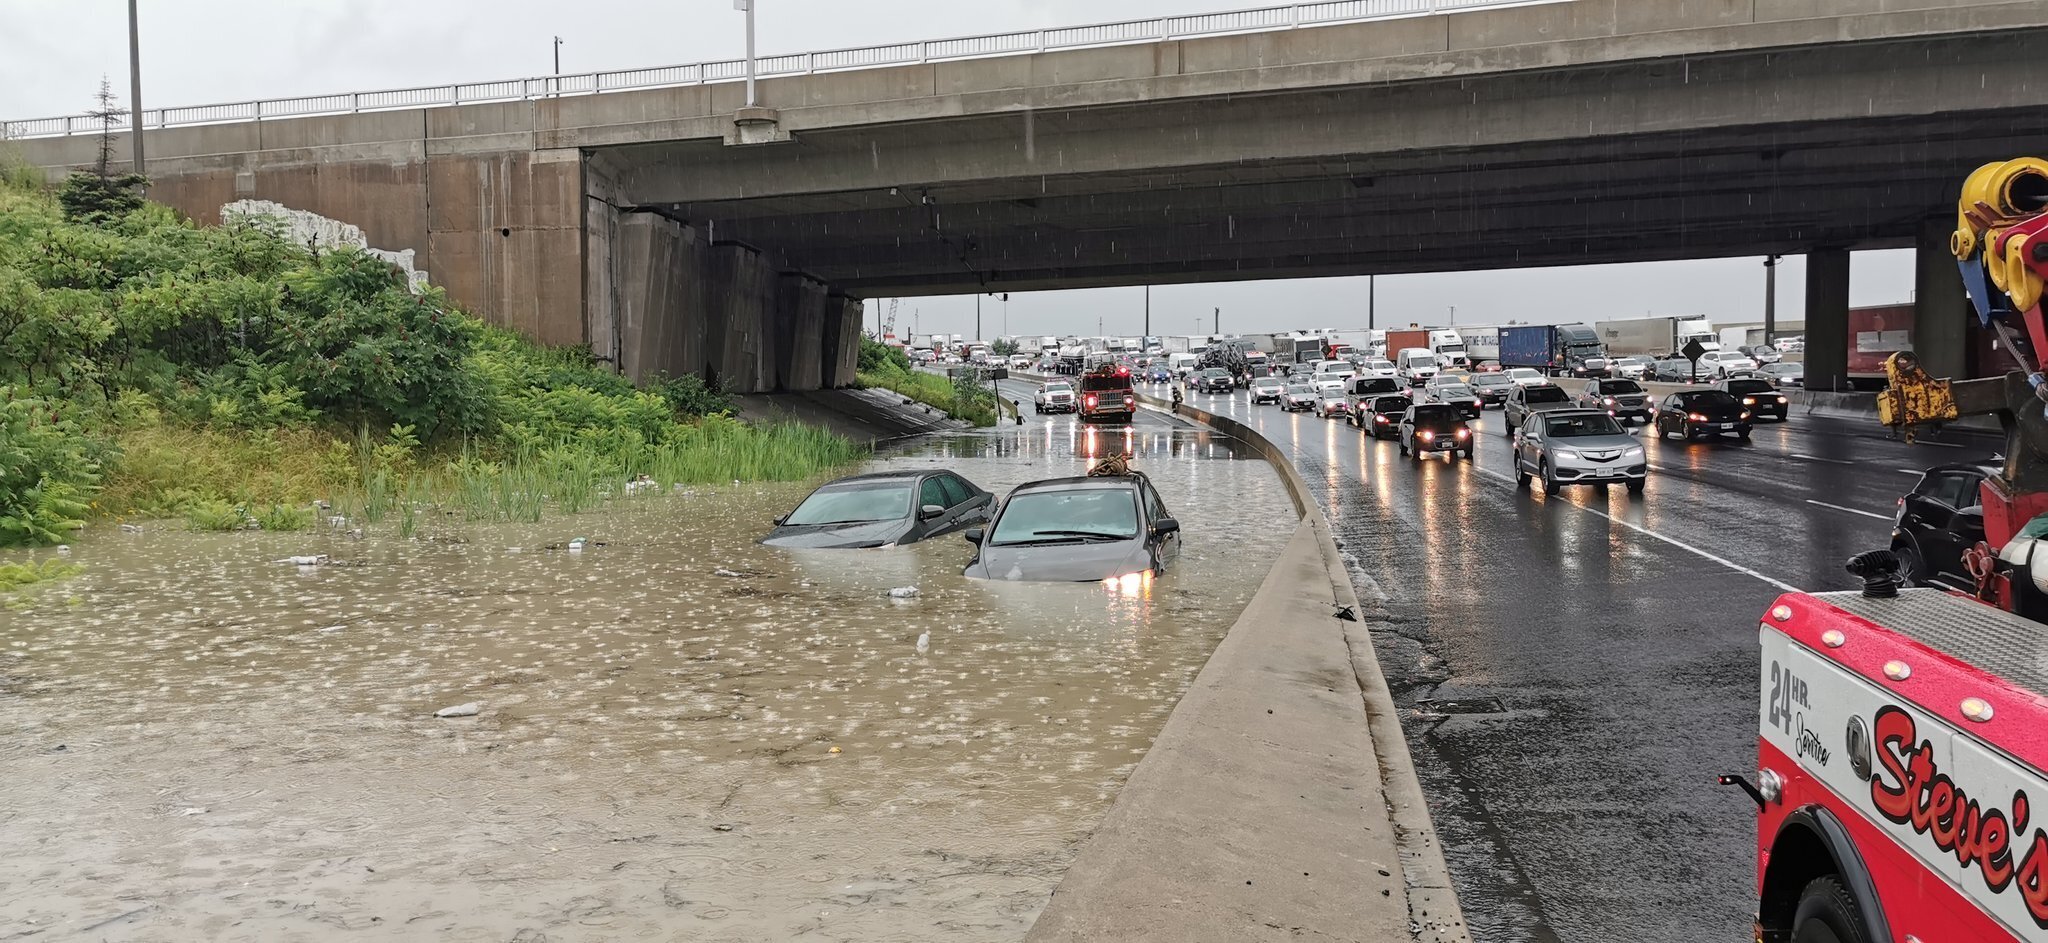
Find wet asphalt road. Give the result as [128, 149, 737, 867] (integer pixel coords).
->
[1137, 380, 1995, 943]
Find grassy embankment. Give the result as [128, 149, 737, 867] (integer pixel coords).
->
[0, 164, 865, 550]
[856, 342, 1000, 426]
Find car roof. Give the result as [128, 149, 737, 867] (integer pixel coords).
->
[1008, 475, 1144, 494]
[825, 470, 929, 483]
[1537, 408, 1614, 419]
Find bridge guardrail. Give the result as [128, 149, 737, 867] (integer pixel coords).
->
[3, 0, 1562, 140]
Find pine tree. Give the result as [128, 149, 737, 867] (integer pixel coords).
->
[57, 77, 148, 223]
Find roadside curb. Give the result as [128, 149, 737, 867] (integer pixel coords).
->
[1148, 392, 1472, 943]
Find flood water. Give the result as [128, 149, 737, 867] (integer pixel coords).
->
[0, 414, 1292, 941]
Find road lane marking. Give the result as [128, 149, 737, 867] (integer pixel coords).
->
[1916, 440, 1964, 449]
[1805, 500, 1890, 521]
[1469, 466, 1800, 593]
[1897, 469, 1923, 476]
[1790, 454, 1854, 465]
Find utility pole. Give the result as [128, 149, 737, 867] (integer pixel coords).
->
[1144, 285, 1151, 338]
[976, 294, 982, 343]
[127, 0, 145, 179]
[1213, 307, 1220, 337]
[1763, 254, 1781, 343]
[1368, 275, 1376, 329]
[1003, 293, 1009, 338]
[553, 36, 563, 97]
[1449, 304, 1457, 325]
[735, 0, 758, 107]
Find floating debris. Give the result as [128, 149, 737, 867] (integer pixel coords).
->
[915, 632, 930, 654]
[279, 555, 330, 567]
[433, 703, 481, 718]
[888, 586, 921, 599]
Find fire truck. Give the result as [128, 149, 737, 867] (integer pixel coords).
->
[1728, 158, 2048, 942]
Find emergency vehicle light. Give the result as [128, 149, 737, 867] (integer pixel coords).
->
[1960, 697, 1995, 722]
[1882, 660, 1912, 681]
[1820, 629, 1846, 648]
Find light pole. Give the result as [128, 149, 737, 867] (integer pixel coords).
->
[735, 0, 758, 107]
[127, 0, 145, 178]
[1144, 285, 1151, 338]
[1448, 305, 1456, 325]
[1367, 275, 1375, 329]
[1763, 254, 1781, 343]
[552, 36, 563, 96]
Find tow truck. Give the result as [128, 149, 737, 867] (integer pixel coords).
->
[1729, 157, 2048, 943]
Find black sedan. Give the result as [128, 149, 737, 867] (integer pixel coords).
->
[763, 470, 991, 548]
[1355, 393, 1413, 439]
[1892, 464, 1991, 590]
[962, 474, 1181, 583]
[1651, 390, 1752, 440]
[1715, 377, 1789, 421]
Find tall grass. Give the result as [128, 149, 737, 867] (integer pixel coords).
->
[859, 369, 997, 426]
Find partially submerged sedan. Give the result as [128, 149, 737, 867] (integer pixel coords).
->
[762, 470, 992, 548]
[962, 474, 1181, 583]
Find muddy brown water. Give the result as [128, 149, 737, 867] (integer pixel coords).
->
[1, 419, 1291, 942]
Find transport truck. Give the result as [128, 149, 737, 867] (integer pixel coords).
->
[1289, 334, 1326, 365]
[1594, 317, 1722, 358]
[1461, 326, 1501, 366]
[1428, 329, 1467, 368]
[1385, 329, 1433, 365]
[1498, 324, 1609, 376]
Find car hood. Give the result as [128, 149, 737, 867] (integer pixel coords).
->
[1550, 433, 1641, 453]
[965, 539, 1151, 582]
[760, 519, 911, 548]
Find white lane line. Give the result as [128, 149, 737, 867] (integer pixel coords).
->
[1897, 469, 1924, 476]
[1917, 441, 1965, 449]
[1790, 453, 1854, 466]
[1805, 499, 1890, 521]
[1469, 465, 1800, 593]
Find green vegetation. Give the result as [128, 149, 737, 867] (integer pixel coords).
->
[989, 337, 1021, 357]
[0, 173, 864, 547]
[0, 558, 83, 593]
[856, 337, 998, 426]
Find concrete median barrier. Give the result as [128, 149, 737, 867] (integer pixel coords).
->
[1025, 391, 1470, 943]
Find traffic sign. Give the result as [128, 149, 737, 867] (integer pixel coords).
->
[1681, 338, 1709, 363]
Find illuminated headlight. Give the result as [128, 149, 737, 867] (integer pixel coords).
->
[1603, 397, 1615, 406]
[1456, 428, 1470, 438]
[1741, 410, 1752, 419]
[1552, 447, 1579, 459]
[1743, 397, 1756, 405]
[1624, 446, 1645, 459]
[1419, 430, 1435, 441]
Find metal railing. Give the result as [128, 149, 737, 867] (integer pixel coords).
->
[2, 0, 1560, 140]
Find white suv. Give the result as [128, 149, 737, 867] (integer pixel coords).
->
[1698, 350, 1759, 379]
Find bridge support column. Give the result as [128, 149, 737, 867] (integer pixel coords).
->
[775, 275, 829, 391]
[603, 210, 708, 383]
[703, 244, 778, 394]
[823, 294, 863, 388]
[1803, 248, 1851, 392]
[1915, 217, 1971, 382]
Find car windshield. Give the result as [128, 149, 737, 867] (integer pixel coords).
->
[1767, 364, 1802, 375]
[1369, 360, 1394, 370]
[1411, 405, 1461, 427]
[1372, 396, 1411, 410]
[1042, 382, 1070, 392]
[1524, 386, 1570, 403]
[989, 488, 1139, 544]
[1201, 368, 1229, 378]
[1679, 391, 1743, 409]
[1287, 381, 1315, 392]
[1438, 385, 1475, 398]
[1508, 369, 1541, 380]
[783, 480, 912, 525]
[1472, 374, 1511, 387]
[1598, 380, 1642, 393]
[1080, 375, 1132, 392]
[1545, 414, 1625, 437]
[1725, 379, 1775, 395]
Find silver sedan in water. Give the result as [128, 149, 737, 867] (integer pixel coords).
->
[1513, 409, 1648, 495]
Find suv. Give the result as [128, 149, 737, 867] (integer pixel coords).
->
[1078, 368, 1138, 424]
[1503, 383, 1574, 436]
[1891, 464, 1991, 590]
[1714, 377, 1788, 421]
[1469, 372, 1515, 407]
[1248, 375, 1286, 405]
[1034, 380, 1076, 414]
[1697, 350, 1758, 379]
[1650, 389, 1751, 440]
[1192, 367, 1236, 394]
[1574, 378, 1652, 423]
[1345, 376, 1404, 416]
[1513, 409, 1648, 494]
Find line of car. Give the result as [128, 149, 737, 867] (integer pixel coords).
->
[762, 468, 1184, 584]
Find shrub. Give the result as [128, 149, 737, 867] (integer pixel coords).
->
[0, 392, 101, 547]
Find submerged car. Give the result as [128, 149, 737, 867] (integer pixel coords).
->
[962, 475, 1181, 582]
[763, 470, 992, 548]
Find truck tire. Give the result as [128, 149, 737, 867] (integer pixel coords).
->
[1791, 876, 1871, 943]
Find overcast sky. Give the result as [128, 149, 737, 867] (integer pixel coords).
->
[2, 0, 1914, 337]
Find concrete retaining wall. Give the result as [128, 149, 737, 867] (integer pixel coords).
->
[1027, 393, 1469, 943]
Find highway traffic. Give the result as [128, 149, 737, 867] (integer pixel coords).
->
[1001, 363, 1998, 942]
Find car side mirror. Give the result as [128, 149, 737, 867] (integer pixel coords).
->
[773, 515, 787, 526]
[920, 504, 945, 520]
[1957, 507, 1985, 533]
[1152, 518, 1181, 536]
[963, 528, 984, 544]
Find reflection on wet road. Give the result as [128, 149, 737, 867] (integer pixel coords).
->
[1177, 382, 1998, 943]
[0, 403, 1290, 941]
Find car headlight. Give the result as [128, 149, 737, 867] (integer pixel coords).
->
[1624, 446, 1645, 459]
[1552, 447, 1579, 459]
[1742, 397, 1755, 405]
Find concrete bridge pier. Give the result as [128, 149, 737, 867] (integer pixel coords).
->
[1803, 249, 1852, 393]
[1914, 217, 1974, 383]
[588, 196, 860, 393]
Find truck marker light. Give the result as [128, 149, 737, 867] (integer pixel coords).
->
[1882, 660, 1912, 681]
[1757, 768, 1783, 803]
[1960, 697, 1995, 722]
[1821, 629, 1846, 648]
[1769, 604, 1792, 621]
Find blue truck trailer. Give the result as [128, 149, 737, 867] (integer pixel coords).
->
[1497, 324, 1608, 377]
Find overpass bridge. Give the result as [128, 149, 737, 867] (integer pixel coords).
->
[10, 0, 2046, 392]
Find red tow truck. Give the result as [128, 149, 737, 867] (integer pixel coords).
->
[1731, 157, 2048, 942]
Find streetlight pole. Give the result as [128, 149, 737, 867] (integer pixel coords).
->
[127, 0, 145, 178]
[1368, 275, 1376, 329]
[1144, 285, 1151, 338]
[976, 294, 982, 343]
[735, 0, 758, 107]
[1763, 254, 1781, 343]
[553, 36, 563, 97]
[1448, 304, 1456, 325]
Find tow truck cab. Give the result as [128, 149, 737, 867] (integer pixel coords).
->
[1742, 586, 2047, 943]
